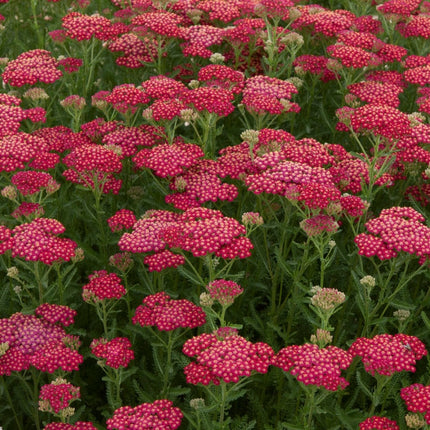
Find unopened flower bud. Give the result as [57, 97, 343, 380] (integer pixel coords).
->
[393, 309, 410, 322]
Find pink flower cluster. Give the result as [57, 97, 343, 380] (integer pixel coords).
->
[82, 270, 126, 302]
[1, 218, 78, 265]
[90, 337, 134, 369]
[183, 328, 274, 385]
[11, 171, 59, 196]
[132, 292, 206, 331]
[106, 399, 183, 430]
[359, 416, 400, 430]
[35, 303, 77, 327]
[107, 209, 137, 232]
[0, 309, 82, 375]
[401, 384, 430, 424]
[206, 279, 243, 305]
[62, 144, 123, 194]
[349, 334, 427, 376]
[2, 50, 62, 87]
[242, 75, 300, 115]
[44, 423, 96, 430]
[39, 379, 80, 414]
[118, 208, 253, 270]
[355, 206, 430, 261]
[270, 343, 352, 391]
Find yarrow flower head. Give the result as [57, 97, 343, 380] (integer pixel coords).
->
[359, 416, 400, 430]
[183, 328, 274, 385]
[310, 287, 346, 311]
[11, 218, 77, 265]
[401, 384, 430, 424]
[107, 209, 137, 232]
[35, 304, 77, 327]
[300, 214, 339, 237]
[106, 399, 183, 430]
[0, 310, 83, 375]
[82, 270, 126, 302]
[43, 421, 97, 430]
[354, 206, 430, 262]
[43, 422, 97, 430]
[62, 144, 122, 194]
[348, 334, 427, 376]
[2, 49, 62, 87]
[11, 171, 60, 196]
[271, 343, 353, 391]
[90, 337, 134, 369]
[132, 292, 206, 331]
[206, 279, 243, 306]
[39, 378, 80, 415]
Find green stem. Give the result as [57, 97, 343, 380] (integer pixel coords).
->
[1, 376, 24, 430]
[162, 331, 174, 397]
[219, 380, 227, 428]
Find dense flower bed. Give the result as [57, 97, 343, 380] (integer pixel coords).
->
[2, 0, 430, 428]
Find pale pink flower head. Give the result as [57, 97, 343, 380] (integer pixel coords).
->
[300, 214, 339, 237]
[206, 279, 243, 306]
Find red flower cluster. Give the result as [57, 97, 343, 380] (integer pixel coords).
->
[133, 140, 204, 177]
[104, 84, 150, 115]
[82, 270, 126, 302]
[242, 75, 299, 115]
[0, 133, 54, 173]
[0, 310, 82, 375]
[179, 86, 235, 117]
[271, 343, 352, 391]
[39, 379, 80, 414]
[354, 206, 430, 261]
[198, 64, 245, 94]
[206, 279, 243, 305]
[90, 337, 134, 369]
[106, 399, 183, 430]
[345, 104, 411, 139]
[11, 171, 59, 196]
[183, 328, 274, 385]
[11, 218, 77, 265]
[401, 384, 430, 423]
[118, 208, 253, 267]
[143, 250, 186, 272]
[44, 423, 96, 430]
[359, 416, 400, 430]
[11, 202, 45, 220]
[2, 50, 62, 87]
[35, 304, 77, 327]
[62, 144, 123, 194]
[165, 159, 239, 210]
[61, 12, 115, 41]
[132, 291, 206, 331]
[348, 334, 427, 376]
[101, 124, 162, 157]
[107, 209, 137, 232]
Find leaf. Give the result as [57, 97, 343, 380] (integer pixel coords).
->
[422, 311, 430, 330]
